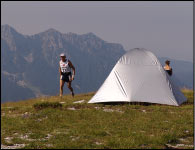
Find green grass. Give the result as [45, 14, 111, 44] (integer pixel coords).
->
[1, 90, 194, 149]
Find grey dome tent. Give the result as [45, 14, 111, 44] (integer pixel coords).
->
[88, 48, 187, 106]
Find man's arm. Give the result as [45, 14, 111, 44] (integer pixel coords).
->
[68, 60, 75, 80]
[59, 67, 62, 76]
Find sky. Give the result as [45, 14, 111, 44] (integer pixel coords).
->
[1, 1, 193, 62]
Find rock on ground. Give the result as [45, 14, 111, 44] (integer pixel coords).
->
[1, 144, 25, 149]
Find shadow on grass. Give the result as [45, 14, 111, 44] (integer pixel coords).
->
[97, 102, 166, 106]
[33, 102, 62, 110]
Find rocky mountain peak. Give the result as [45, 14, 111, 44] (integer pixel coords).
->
[1, 24, 18, 38]
[45, 28, 61, 34]
[1, 24, 15, 32]
[84, 32, 96, 37]
[1, 25, 21, 51]
[38, 28, 62, 37]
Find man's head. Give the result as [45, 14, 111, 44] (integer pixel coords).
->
[60, 53, 66, 61]
[165, 60, 170, 65]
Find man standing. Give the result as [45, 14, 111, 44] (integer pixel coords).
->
[59, 53, 75, 97]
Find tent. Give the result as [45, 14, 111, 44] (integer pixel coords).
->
[88, 48, 187, 106]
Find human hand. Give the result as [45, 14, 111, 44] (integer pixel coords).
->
[71, 75, 74, 81]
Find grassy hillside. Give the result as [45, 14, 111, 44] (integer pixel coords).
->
[1, 90, 194, 149]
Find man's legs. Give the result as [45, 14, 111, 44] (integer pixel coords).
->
[67, 81, 74, 97]
[60, 79, 65, 96]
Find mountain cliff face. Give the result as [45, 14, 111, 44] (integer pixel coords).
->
[1, 25, 125, 102]
[1, 25, 193, 102]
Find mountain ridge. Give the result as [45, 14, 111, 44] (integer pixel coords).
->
[2, 24, 193, 63]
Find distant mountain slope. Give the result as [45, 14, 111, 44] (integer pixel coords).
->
[1, 25, 125, 102]
[1, 73, 35, 102]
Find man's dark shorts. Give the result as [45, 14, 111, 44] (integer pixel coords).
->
[61, 72, 72, 82]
